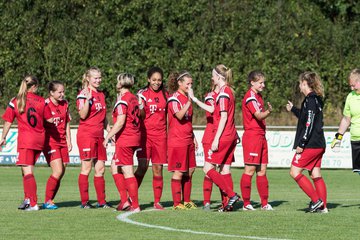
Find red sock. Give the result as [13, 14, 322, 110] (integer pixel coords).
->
[256, 175, 269, 207]
[78, 174, 89, 205]
[313, 177, 327, 208]
[240, 173, 252, 206]
[23, 175, 28, 199]
[112, 173, 128, 203]
[203, 176, 213, 205]
[171, 179, 182, 206]
[221, 173, 233, 205]
[153, 176, 163, 203]
[125, 177, 139, 208]
[135, 172, 145, 188]
[181, 175, 192, 202]
[52, 179, 61, 200]
[45, 175, 59, 203]
[207, 169, 235, 197]
[94, 176, 106, 205]
[294, 174, 319, 202]
[24, 174, 37, 207]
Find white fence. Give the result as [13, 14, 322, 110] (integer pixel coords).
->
[0, 127, 352, 168]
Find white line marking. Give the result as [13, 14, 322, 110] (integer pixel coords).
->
[117, 210, 292, 240]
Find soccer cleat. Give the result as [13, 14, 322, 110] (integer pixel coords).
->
[203, 202, 211, 211]
[316, 207, 329, 214]
[116, 201, 131, 211]
[96, 202, 112, 208]
[153, 202, 165, 210]
[18, 198, 30, 210]
[128, 206, 141, 212]
[172, 203, 187, 210]
[218, 206, 224, 212]
[42, 200, 59, 210]
[224, 194, 240, 211]
[243, 204, 256, 211]
[309, 199, 324, 213]
[261, 204, 273, 211]
[184, 201, 197, 210]
[80, 202, 95, 209]
[24, 204, 39, 211]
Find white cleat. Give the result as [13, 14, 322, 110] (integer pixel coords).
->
[243, 204, 256, 211]
[261, 204, 274, 211]
[316, 208, 329, 214]
[25, 204, 39, 211]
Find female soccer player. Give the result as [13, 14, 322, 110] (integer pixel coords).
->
[167, 71, 198, 210]
[240, 71, 273, 211]
[1, 75, 53, 211]
[134, 67, 168, 210]
[77, 67, 110, 209]
[103, 73, 141, 212]
[190, 65, 240, 212]
[331, 69, 360, 174]
[286, 71, 327, 213]
[43, 81, 72, 210]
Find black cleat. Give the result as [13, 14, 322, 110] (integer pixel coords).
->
[224, 194, 240, 212]
[309, 199, 323, 213]
[80, 202, 95, 209]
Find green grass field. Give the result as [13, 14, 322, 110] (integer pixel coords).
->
[0, 167, 359, 240]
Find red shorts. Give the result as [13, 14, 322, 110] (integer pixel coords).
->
[206, 140, 236, 165]
[168, 144, 196, 172]
[136, 136, 167, 164]
[114, 146, 140, 166]
[43, 145, 70, 164]
[291, 148, 325, 171]
[242, 134, 268, 165]
[77, 136, 107, 161]
[16, 148, 42, 166]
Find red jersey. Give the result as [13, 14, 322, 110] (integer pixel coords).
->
[213, 85, 237, 142]
[242, 88, 266, 135]
[167, 91, 193, 147]
[44, 99, 71, 147]
[2, 92, 52, 150]
[137, 87, 168, 137]
[202, 91, 216, 144]
[112, 91, 141, 147]
[76, 88, 106, 138]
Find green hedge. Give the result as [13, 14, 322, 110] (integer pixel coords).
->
[1, 0, 359, 124]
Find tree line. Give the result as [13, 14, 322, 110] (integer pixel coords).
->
[1, 0, 359, 125]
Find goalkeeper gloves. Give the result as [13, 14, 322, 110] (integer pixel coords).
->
[330, 133, 343, 150]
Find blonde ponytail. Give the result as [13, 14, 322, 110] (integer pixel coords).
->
[16, 75, 39, 114]
[82, 67, 101, 89]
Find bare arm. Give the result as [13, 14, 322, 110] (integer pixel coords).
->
[253, 102, 272, 121]
[66, 122, 72, 152]
[0, 121, 12, 148]
[337, 116, 351, 134]
[174, 101, 192, 120]
[103, 114, 126, 147]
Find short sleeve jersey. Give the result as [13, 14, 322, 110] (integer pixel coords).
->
[137, 87, 168, 138]
[2, 92, 52, 150]
[242, 88, 266, 135]
[167, 91, 193, 147]
[76, 88, 106, 138]
[343, 91, 360, 141]
[44, 99, 71, 147]
[202, 91, 216, 144]
[112, 91, 141, 147]
[213, 85, 237, 142]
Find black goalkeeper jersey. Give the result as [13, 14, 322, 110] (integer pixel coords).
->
[291, 92, 326, 149]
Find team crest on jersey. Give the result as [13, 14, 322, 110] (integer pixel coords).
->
[154, 97, 159, 103]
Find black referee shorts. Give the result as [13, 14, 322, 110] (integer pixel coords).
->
[351, 141, 360, 172]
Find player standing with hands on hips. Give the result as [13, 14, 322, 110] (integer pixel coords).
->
[1, 75, 53, 211]
[331, 69, 360, 174]
[240, 70, 273, 211]
[286, 71, 328, 213]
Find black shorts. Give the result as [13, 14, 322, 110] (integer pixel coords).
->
[351, 141, 360, 172]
